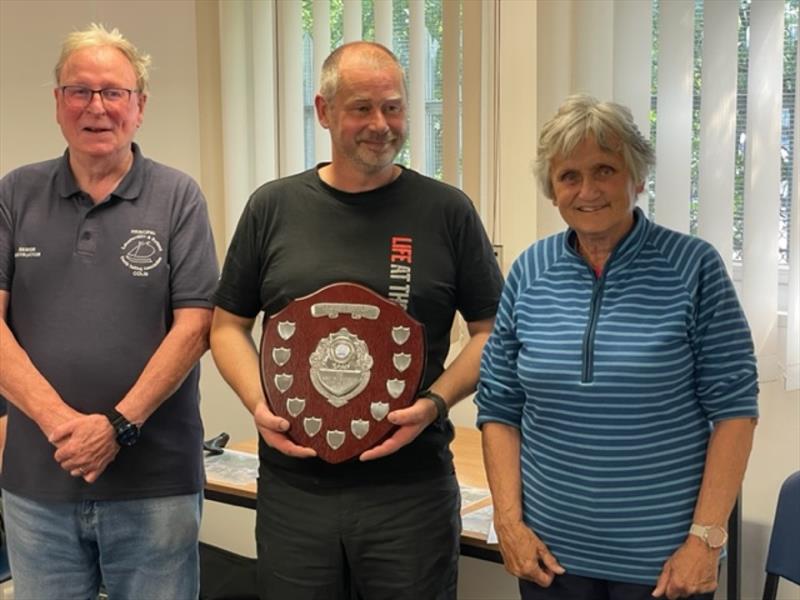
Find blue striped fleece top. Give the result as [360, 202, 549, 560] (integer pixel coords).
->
[475, 208, 758, 585]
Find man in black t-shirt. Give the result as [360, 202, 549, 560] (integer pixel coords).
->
[211, 41, 503, 599]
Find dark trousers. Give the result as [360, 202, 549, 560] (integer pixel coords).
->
[520, 573, 716, 600]
[255, 469, 460, 600]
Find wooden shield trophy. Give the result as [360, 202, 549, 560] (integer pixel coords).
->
[259, 282, 426, 463]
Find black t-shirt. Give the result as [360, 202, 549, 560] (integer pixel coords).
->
[214, 165, 503, 487]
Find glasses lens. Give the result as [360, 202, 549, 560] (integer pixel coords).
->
[101, 89, 130, 103]
[63, 86, 91, 107]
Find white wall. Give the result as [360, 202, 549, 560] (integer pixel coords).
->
[0, 0, 202, 180]
[2, 1, 797, 599]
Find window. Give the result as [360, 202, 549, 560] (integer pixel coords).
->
[645, 0, 799, 388]
[649, 0, 798, 266]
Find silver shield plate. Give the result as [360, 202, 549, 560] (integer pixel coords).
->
[326, 430, 345, 450]
[303, 417, 322, 437]
[286, 397, 305, 417]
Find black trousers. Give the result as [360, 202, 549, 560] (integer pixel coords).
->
[255, 469, 460, 600]
[520, 573, 716, 600]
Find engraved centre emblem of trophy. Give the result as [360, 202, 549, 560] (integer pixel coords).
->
[260, 282, 426, 463]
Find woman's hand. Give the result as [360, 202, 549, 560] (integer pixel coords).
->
[496, 519, 565, 587]
[652, 537, 720, 599]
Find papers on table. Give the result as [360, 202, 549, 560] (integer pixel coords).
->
[459, 483, 491, 508]
[462, 503, 496, 542]
[205, 449, 259, 486]
[459, 483, 496, 542]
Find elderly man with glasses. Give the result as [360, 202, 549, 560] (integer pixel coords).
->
[0, 23, 218, 600]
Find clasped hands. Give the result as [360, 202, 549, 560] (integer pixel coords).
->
[254, 396, 439, 461]
[49, 413, 119, 483]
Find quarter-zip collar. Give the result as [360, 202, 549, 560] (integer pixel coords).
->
[561, 207, 650, 383]
[563, 207, 650, 278]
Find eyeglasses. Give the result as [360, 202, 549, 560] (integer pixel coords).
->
[59, 85, 137, 109]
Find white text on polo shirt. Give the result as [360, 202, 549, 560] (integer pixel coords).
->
[15, 246, 41, 258]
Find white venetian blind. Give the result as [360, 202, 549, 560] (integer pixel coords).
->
[277, 0, 304, 176]
[612, 0, 653, 212]
[653, 0, 694, 233]
[592, 0, 798, 389]
[696, 0, 738, 273]
[312, 0, 331, 164]
[218, 0, 278, 244]
[342, 0, 361, 43]
[741, 0, 784, 380]
[408, 0, 426, 173]
[787, 50, 800, 390]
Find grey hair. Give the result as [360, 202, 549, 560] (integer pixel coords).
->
[319, 41, 406, 103]
[534, 94, 655, 199]
[54, 23, 151, 94]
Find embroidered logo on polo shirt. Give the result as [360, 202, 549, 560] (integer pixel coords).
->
[15, 246, 42, 258]
[120, 229, 163, 277]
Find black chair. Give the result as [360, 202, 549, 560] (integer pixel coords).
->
[0, 544, 9, 585]
[762, 470, 800, 600]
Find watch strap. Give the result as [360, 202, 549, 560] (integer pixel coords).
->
[689, 523, 728, 548]
[418, 389, 449, 423]
[105, 408, 127, 427]
[104, 408, 140, 446]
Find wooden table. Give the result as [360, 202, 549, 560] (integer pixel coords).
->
[204, 426, 503, 563]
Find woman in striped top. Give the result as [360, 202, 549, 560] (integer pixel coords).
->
[475, 94, 759, 600]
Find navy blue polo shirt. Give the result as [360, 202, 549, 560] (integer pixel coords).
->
[0, 143, 219, 501]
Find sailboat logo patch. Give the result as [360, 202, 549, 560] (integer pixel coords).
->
[120, 229, 163, 277]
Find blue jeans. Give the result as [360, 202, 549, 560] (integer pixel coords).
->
[2, 491, 201, 600]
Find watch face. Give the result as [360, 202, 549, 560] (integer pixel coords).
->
[117, 423, 140, 447]
[706, 526, 727, 548]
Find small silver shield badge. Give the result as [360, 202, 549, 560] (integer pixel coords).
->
[277, 321, 296, 340]
[391, 326, 411, 345]
[303, 417, 322, 437]
[286, 397, 305, 417]
[326, 430, 345, 450]
[370, 402, 389, 421]
[275, 373, 293, 393]
[272, 347, 291, 366]
[351, 419, 369, 440]
[392, 353, 411, 372]
[386, 379, 405, 399]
